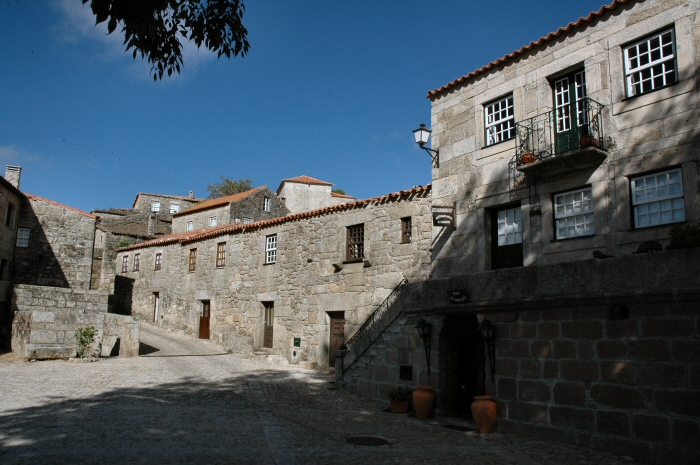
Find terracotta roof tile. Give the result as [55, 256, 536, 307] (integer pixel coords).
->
[427, 0, 632, 99]
[171, 186, 266, 217]
[118, 184, 431, 251]
[331, 192, 355, 199]
[25, 193, 98, 219]
[97, 221, 171, 238]
[277, 175, 333, 193]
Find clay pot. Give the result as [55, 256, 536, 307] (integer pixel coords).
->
[390, 400, 409, 414]
[579, 136, 597, 148]
[413, 385, 435, 419]
[521, 152, 536, 164]
[471, 395, 497, 433]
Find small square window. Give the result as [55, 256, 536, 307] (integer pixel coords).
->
[265, 234, 277, 264]
[170, 204, 180, 214]
[554, 187, 594, 239]
[631, 168, 685, 228]
[133, 253, 140, 271]
[264, 197, 271, 212]
[155, 253, 162, 271]
[216, 242, 226, 267]
[346, 224, 364, 261]
[624, 28, 677, 97]
[401, 217, 412, 243]
[151, 201, 161, 212]
[189, 248, 197, 272]
[235, 217, 241, 223]
[485, 95, 515, 146]
[243, 217, 253, 224]
[16, 228, 30, 248]
[186, 221, 194, 232]
[121, 255, 129, 273]
[209, 217, 217, 227]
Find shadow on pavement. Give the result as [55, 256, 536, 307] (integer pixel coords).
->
[137, 342, 160, 356]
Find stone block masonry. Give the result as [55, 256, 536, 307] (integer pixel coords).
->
[11, 284, 139, 359]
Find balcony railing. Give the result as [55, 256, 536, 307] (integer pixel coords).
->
[515, 97, 605, 167]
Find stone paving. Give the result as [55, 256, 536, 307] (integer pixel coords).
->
[0, 324, 643, 465]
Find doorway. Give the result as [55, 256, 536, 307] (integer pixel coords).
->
[553, 69, 588, 154]
[199, 300, 210, 339]
[439, 315, 485, 419]
[328, 312, 346, 366]
[263, 301, 274, 348]
[153, 292, 160, 323]
[491, 206, 523, 270]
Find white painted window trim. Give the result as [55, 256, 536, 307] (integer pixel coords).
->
[624, 28, 677, 97]
[485, 95, 515, 146]
[631, 168, 685, 228]
[170, 203, 180, 213]
[554, 187, 595, 239]
[16, 227, 30, 247]
[186, 221, 194, 232]
[496, 208, 522, 246]
[264, 197, 271, 212]
[265, 234, 277, 264]
[209, 216, 217, 227]
[151, 201, 161, 212]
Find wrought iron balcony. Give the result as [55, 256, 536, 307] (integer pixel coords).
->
[515, 97, 607, 178]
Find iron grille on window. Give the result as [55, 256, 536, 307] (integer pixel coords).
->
[401, 217, 412, 243]
[216, 242, 226, 267]
[189, 248, 197, 272]
[346, 224, 364, 261]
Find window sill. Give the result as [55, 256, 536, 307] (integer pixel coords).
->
[343, 259, 364, 264]
[550, 234, 596, 242]
[629, 220, 686, 232]
[613, 79, 690, 116]
[263, 261, 276, 266]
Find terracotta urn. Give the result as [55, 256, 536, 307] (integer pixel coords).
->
[413, 385, 435, 419]
[579, 135, 597, 148]
[521, 152, 536, 164]
[471, 395, 497, 433]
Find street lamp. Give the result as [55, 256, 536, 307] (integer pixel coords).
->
[413, 123, 439, 168]
[415, 318, 432, 375]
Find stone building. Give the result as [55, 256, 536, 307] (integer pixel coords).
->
[0, 166, 139, 358]
[0, 167, 23, 348]
[277, 175, 355, 214]
[116, 185, 431, 366]
[339, 1, 700, 463]
[171, 186, 289, 233]
[132, 191, 203, 219]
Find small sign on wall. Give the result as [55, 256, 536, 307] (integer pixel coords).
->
[447, 289, 470, 304]
[432, 204, 456, 227]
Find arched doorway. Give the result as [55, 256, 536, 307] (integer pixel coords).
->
[439, 315, 486, 418]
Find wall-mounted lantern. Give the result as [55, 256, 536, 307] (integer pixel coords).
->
[478, 319, 496, 382]
[413, 124, 439, 168]
[415, 317, 432, 375]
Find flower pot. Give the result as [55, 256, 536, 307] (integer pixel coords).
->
[579, 136, 597, 148]
[390, 400, 410, 414]
[413, 385, 435, 419]
[521, 152, 536, 164]
[471, 395, 497, 433]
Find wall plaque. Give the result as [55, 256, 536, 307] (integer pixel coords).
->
[447, 289, 470, 304]
[433, 212, 455, 227]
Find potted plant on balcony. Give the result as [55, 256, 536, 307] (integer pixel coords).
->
[521, 152, 537, 164]
[388, 386, 413, 414]
[579, 135, 597, 148]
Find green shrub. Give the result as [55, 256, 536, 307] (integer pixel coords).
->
[75, 326, 98, 359]
[117, 237, 133, 249]
[388, 386, 413, 401]
[667, 224, 700, 249]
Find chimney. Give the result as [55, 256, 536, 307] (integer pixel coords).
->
[189, 190, 194, 199]
[148, 214, 155, 236]
[5, 166, 22, 190]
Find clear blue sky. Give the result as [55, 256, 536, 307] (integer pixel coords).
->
[0, 0, 609, 212]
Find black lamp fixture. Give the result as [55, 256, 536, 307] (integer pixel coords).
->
[413, 123, 439, 168]
[415, 317, 432, 375]
[478, 319, 496, 382]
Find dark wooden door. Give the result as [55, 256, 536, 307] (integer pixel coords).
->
[199, 301, 210, 339]
[554, 69, 587, 154]
[263, 302, 274, 348]
[328, 312, 345, 366]
[491, 206, 523, 270]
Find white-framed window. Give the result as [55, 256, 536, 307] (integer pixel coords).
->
[151, 201, 161, 212]
[265, 234, 277, 264]
[624, 28, 677, 97]
[485, 95, 515, 146]
[121, 255, 129, 273]
[631, 168, 685, 228]
[497, 208, 522, 246]
[209, 217, 217, 227]
[16, 228, 30, 247]
[155, 252, 162, 271]
[264, 197, 271, 212]
[133, 253, 140, 271]
[243, 217, 253, 224]
[554, 187, 594, 239]
[235, 217, 241, 223]
[170, 203, 180, 214]
[186, 221, 194, 232]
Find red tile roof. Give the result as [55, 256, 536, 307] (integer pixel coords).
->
[277, 175, 333, 193]
[118, 184, 431, 251]
[25, 193, 98, 219]
[427, 0, 632, 99]
[132, 192, 205, 208]
[331, 192, 355, 199]
[171, 186, 266, 217]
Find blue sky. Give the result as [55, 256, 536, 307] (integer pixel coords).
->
[0, 0, 609, 212]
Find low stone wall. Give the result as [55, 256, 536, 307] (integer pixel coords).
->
[11, 284, 139, 359]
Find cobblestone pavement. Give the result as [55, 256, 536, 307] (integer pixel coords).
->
[0, 324, 643, 465]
